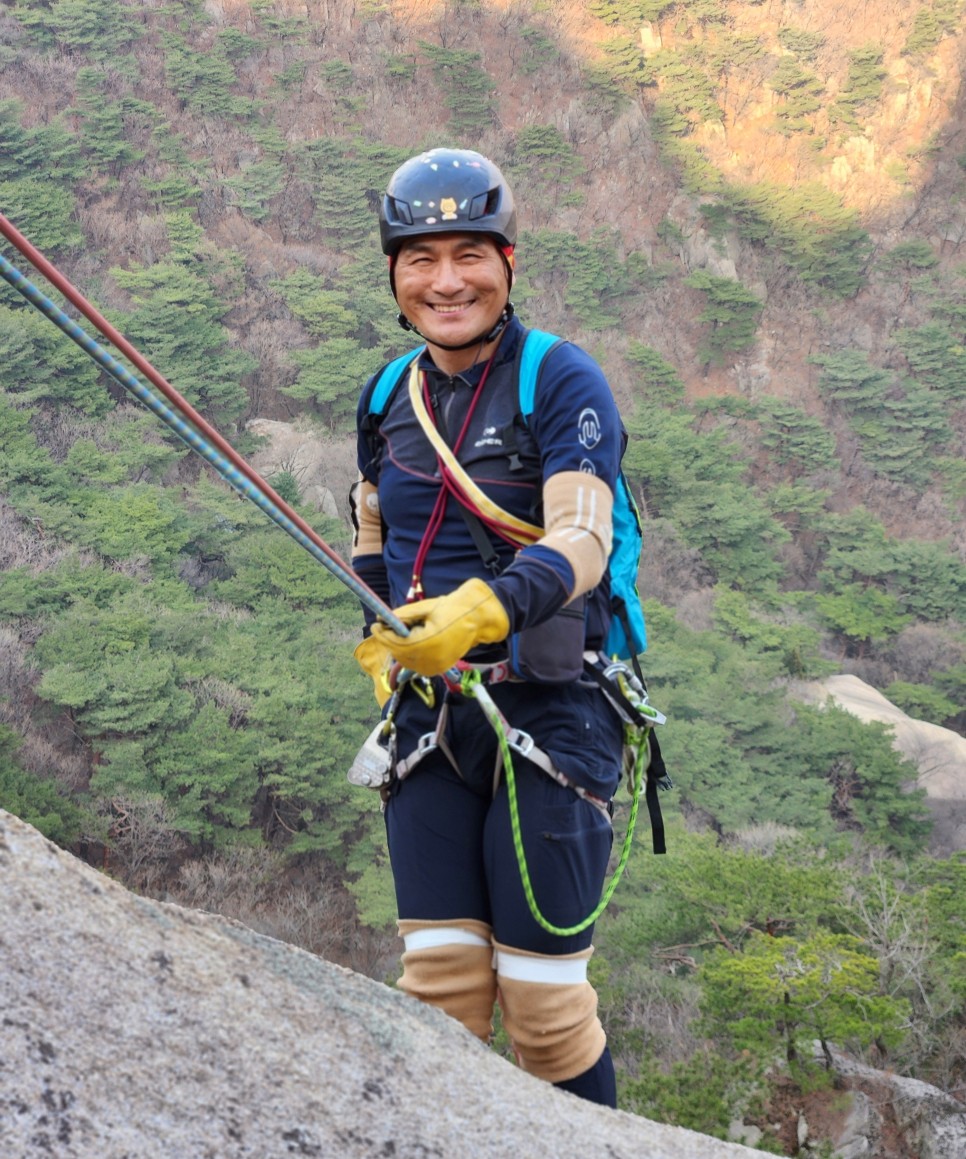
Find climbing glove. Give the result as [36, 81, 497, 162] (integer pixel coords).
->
[353, 635, 394, 708]
[370, 578, 510, 678]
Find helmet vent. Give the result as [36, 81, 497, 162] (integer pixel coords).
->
[469, 189, 499, 221]
[387, 197, 413, 226]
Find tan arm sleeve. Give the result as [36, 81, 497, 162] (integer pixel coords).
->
[351, 476, 384, 558]
[538, 471, 613, 601]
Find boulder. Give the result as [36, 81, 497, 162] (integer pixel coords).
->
[0, 809, 775, 1158]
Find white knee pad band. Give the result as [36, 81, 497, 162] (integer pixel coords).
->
[495, 942, 606, 1084]
[397, 919, 497, 1042]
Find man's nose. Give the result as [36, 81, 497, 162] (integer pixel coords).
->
[431, 258, 464, 292]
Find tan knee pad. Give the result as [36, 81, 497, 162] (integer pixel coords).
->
[495, 942, 606, 1083]
[397, 919, 497, 1042]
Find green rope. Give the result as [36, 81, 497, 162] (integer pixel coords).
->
[461, 669, 648, 937]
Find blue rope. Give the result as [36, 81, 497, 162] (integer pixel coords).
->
[0, 249, 409, 637]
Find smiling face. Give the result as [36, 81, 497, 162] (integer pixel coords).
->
[392, 232, 511, 373]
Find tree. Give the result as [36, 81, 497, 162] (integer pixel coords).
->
[699, 930, 908, 1067]
[0, 726, 85, 846]
[831, 45, 886, 132]
[768, 58, 823, 136]
[895, 323, 966, 400]
[626, 342, 685, 404]
[419, 43, 497, 136]
[0, 179, 81, 254]
[792, 704, 931, 855]
[0, 305, 111, 416]
[508, 125, 587, 209]
[684, 271, 763, 365]
[162, 32, 240, 118]
[74, 69, 145, 174]
[108, 261, 253, 426]
[757, 398, 837, 478]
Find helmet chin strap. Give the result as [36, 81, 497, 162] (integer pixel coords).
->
[397, 301, 514, 351]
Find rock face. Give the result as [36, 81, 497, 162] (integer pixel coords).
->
[809, 1046, 966, 1159]
[246, 417, 343, 517]
[0, 809, 774, 1159]
[792, 674, 966, 855]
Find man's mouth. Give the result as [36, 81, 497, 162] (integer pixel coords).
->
[430, 301, 474, 314]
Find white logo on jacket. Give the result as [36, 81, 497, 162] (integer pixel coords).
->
[474, 426, 503, 448]
[577, 408, 602, 449]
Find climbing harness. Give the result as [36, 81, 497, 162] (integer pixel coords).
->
[0, 214, 409, 637]
[348, 659, 668, 934]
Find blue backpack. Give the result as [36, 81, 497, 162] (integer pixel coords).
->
[366, 327, 647, 661]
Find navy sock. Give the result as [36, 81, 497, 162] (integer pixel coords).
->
[553, 1045, 617, 1108]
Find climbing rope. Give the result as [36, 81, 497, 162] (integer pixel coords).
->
[460, 668, 649, 936]
[0, 232, 409, 638]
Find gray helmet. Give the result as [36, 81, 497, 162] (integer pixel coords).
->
[379, 148, 517, 256]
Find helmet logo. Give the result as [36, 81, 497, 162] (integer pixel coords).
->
[440, 197, 458, 221]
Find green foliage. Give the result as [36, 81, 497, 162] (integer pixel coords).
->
[768, 58, 823, 135]
[420, 43, 497, 136]
[225, 159, 286, 222]
[282, 338, 376, 430]
[518, 25, 558, 75]
[792, 704, 930, 853]
[508, 125, 586, 206]
[610, 828, 849, 960]
[624, 410, 788, 587]
[756, 397, 838, 478]
[723, 182, 872, 296]
[878, 240, 939, 273]
[902, 6, 956, 58]
[894, 323, 966, 400]
[622, 1049, 765, 1140]
[650, 48, 723, 129]
[712, 588, 827, 680]
[0, 100, 85, 186]
[684, 271, 763, 363]
[812, 349, 951, 485]
[777, 27, 825, 61]
[626, 342, 685, 403]
[0, 179, 81, 254]
[108, 261, 253, 426]
[0, 305, 111, 416]
[600, 35, 653, 96]
[813, 584, 912, 652]
[883, 681, 961, 727]
[0, 726, 86, 846]
[699, 929, 909, 1063]
[0, 554, 136, 619]
[830, 45, 885, 132]
[520, 227, 653, 330]
[162, 31, 241, 118]
[74, 69, 147, 174]
[296, 137, 410, 251]
[13, 0, 140, 60]
[210, 525, 356, 612]
[817, 508, 966, 623]
[251, 0, 309, 41]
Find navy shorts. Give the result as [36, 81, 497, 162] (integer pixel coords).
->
[384, 679, 623, 955]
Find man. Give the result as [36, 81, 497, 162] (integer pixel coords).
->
[351, 147, 624, 1106]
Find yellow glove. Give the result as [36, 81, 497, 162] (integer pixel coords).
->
[370, 578, 510, 678]
[353, 635, 394, 708]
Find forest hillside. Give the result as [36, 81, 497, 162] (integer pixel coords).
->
[1, 0, 966, 1151]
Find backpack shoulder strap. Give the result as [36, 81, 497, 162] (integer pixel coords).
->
[367, 346, 425, 416]
[516, 328, 565, 418]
